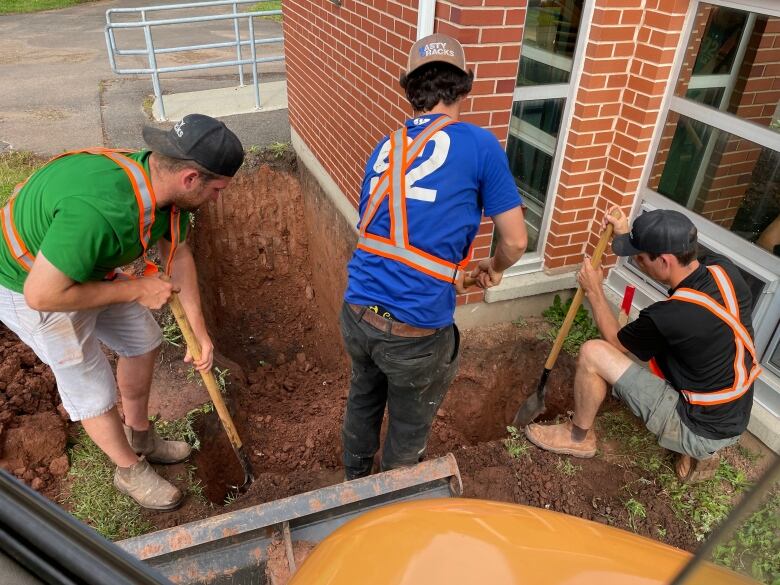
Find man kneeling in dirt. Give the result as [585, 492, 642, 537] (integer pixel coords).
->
[525, 207, 758, 483]
[339, 34, 528, 480]
[0, 114, 244, 509]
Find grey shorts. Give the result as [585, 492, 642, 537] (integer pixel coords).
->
[612, 363, 739, 460]
[0, 286, 162, 421]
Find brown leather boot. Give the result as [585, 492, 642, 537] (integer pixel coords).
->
[675, 453, 720, 483]
[123, 423, 192, 464]
[524, 420, 597, 458]
[113, 457, 183, 511]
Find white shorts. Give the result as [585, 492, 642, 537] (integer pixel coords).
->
[0, 286, 162, 421]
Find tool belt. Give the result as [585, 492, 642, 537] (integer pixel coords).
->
[349, 304, 437, 338]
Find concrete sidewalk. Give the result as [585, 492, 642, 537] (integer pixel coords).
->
[0, 0, 290, 155]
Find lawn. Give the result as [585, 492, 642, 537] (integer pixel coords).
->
[0, 0, 98, 15]
[0, 151, 43, 206]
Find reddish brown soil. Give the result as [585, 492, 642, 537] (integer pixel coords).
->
[0, 325, 68, 498]
[0, 157, 769, 557]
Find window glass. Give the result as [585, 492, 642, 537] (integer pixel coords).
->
[675, 7, 779, 127]
[507, 99, 566, 252]
[650, 113, 780, 256]
[517, 0, 583, 86]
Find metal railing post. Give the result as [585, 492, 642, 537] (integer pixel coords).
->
[247, 15, 260, 110]
[232, 1, 244, 87]
[142, 10, 166, 121]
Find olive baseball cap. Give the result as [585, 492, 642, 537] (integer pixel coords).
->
[407, 33, 468, 76]
[612, 209, 698, 256]
[142, 113, 244, 177]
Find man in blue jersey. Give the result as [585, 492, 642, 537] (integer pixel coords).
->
[340, 34, 528, 480]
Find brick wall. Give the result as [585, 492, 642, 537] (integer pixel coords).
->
[288, 0, 775, 301]
[284, 0, 524, 306]
[545, 0, 687, 272]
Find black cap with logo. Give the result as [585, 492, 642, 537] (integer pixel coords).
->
[612, 209, 698, 256]
[142, 113, 244, 177]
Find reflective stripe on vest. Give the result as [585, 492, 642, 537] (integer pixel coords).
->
[357, 116, 472, 284]
[671, 265, 761, 406]
[0, 148, 181, 278]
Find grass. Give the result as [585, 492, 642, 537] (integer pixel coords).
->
[0, 0, 97, 14]
[504, 426, 531, 460]
[0, 151, 44, 206]
[624, 497, 647, 532]
[161, 310, 184, 348]
[266, 141, 292, 158]
[155, 402, 214, 452]
[541, 294, 600, 355]
[65, 428, 153, 541]
[248, 0, 282, 21]
[600, 409, 753, 542]
[186, 366, 230, 395]
[556, 457, 581, 477]
[65, 405, 212, 540]
[712, 486, 780, 584]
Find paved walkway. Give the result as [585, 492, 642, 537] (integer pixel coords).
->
[0, 0, 289, 155]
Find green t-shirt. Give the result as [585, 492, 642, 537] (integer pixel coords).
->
[0, 150, 191, 293]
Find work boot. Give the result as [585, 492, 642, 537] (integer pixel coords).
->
[675, 453, 720, 484]
[524, 420, 597, 458]
[113, 457, 183, 511]
[123, 423, 191, 464]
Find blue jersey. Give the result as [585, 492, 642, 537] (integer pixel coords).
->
[344, 114, 522, 328]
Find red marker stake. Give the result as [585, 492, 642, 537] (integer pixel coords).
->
[618, 285, 636, 327]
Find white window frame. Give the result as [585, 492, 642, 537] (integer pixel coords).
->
[607, 0, 780, 416]
[505, 0, 596, 277]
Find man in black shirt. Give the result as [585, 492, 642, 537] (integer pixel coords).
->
[525, 207, 759, 482]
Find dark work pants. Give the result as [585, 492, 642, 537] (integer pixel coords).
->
[340, 302, 460, 480]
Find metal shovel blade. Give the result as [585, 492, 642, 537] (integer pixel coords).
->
[511, 369, 550, 429]
[228, 446, 255, 494]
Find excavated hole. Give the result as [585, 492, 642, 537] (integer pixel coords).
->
[183, 155, 578, 505]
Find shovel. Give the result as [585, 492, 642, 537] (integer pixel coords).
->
[511, 211, 619, 428]
[168, 291, 255, 492]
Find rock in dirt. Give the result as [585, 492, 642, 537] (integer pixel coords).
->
[49, 454, 70, 477]
[31, 477, 45, 491]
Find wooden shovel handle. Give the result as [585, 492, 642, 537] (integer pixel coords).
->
[543, 209, 621, 370]
[168, 292, 244, 450]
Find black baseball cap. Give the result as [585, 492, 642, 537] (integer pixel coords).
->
[612, 209, 698, 256]
[142, 113, 244, 177]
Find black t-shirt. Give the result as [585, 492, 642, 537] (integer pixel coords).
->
[617, 255, 755, 439]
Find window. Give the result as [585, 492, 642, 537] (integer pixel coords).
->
[626, 1, 780, 415]
[506, 0, 585, 257]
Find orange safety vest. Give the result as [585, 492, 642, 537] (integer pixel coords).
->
[357, 116, 472, 284]
[649, 265, 761, 406]
[0, 148, 181, 279]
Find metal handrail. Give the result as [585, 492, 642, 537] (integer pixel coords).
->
[105, 0, 284, 120]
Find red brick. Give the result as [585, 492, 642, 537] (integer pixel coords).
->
[505, 9, 524, 26]
[585, 57, 629, 75]
[480, 27, 522, 43]
[586, 42, 616, 59]
[495, 78, 516, 94]
[590, 25, 637, 43]
[477, 61, 521, 78]
[458, 8, 505, 26]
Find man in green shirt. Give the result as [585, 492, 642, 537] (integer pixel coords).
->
[0, 114, 244, 510]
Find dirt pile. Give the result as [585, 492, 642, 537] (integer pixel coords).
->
[0, 325, 68, 494]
